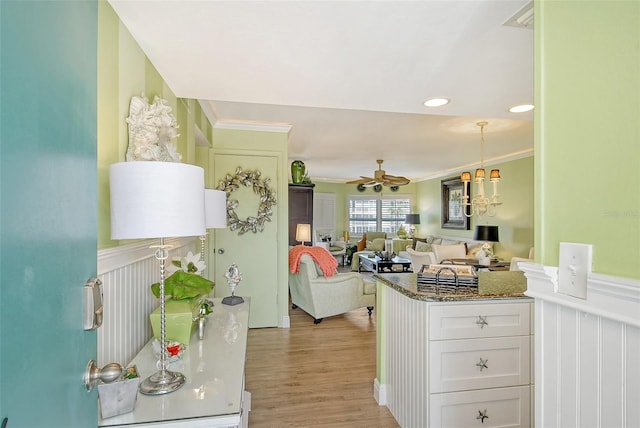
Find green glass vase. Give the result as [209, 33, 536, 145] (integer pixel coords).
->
[291, 160, 306, 184]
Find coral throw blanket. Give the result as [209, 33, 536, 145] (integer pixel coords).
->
[289, 245, 338, 277]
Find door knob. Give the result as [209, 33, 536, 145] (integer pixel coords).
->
[218, 248, 225, 254]
[84, 360, 123, 391]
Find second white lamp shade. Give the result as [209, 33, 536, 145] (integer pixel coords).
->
[205, 189, 227, 229]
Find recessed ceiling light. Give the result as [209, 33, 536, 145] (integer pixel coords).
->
[509, 104, 535, 113]
[423, 98, 450, 108]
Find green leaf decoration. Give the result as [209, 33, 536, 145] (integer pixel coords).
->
[151, 271, 214, 300]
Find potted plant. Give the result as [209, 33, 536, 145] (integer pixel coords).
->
[149, 252, 214, 344]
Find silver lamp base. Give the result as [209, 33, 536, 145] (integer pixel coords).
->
[139, 369, 186, 396]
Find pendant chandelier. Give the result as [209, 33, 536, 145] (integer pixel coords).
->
[461, 121, 502, 218]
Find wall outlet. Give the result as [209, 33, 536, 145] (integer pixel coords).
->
[558, 242, 592, 299]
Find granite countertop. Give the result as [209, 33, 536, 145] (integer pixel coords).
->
[373, 273, 530, 302]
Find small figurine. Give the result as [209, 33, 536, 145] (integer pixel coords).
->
[222, 263, 244, 306]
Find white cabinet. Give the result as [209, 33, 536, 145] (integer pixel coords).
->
[380, 285, 533, 428]
[428, 301, 532, 427]
[430, 386, 530, 428]
[99, 298, 251, 428]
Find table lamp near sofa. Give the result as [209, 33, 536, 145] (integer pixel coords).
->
[405, 214, 421, 238]
[110, 161, 206, 395]
[474, 224, 499, 266]
[296, 223, 311, 246]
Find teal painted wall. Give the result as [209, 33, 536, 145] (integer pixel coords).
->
[535, 1, 640, 279]
[416, 156, 535, 260]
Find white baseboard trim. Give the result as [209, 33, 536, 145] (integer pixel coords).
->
[374, 378, 387, 405]
[281, 315, 290, 328]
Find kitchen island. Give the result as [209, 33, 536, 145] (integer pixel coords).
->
[374, 273, 532, 428]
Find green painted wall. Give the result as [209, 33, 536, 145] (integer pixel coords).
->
[415, 156, 535, 260]
[535, 1, 640, 279]
[97, 3, 214, 249]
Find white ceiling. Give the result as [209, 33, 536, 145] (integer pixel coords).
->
[108, 0, 534, 183]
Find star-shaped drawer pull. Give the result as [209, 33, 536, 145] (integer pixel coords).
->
[475, 315, 488, 329]
[476, 357, 489, 371]
[476, 409, 489, 423]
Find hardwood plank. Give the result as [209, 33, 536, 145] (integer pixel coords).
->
[246, 295, 399, 427]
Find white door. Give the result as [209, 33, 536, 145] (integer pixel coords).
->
[213, 154, 279, 327]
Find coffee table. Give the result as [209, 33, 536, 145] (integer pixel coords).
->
[359, 255, 412, 273]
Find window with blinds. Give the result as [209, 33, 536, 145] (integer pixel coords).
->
[348, 196, 411, 236]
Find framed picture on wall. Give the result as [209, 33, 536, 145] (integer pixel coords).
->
[441, 177, 470, 230]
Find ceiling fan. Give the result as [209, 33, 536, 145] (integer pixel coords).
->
[346, 159, 410, 191]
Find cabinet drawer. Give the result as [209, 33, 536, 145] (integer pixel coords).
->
[430, 386, 531, 428]
[430, 336, 530, 393]
[430, 302, 531, 340]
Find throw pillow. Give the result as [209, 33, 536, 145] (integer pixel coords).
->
[441, 239, 460, 246]
[432, 243, 467, 262]
[411, 237, 427, 249]
[366, 238, 386, 251]
[467, 243, 484, 258]
[415, 241, 431, 252]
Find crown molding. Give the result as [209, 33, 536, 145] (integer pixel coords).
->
[214, 120, 292, 134]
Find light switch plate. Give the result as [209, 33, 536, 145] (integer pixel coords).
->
[558, 242, 592, 299]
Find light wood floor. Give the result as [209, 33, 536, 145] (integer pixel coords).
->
[245, 295, 399, 427]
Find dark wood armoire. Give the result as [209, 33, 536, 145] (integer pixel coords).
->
[288, 183, 315, 246]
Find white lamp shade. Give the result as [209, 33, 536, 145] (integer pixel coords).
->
[205, 189, 227, 229]
[110, 161, 206, 239]
[295, 224, 311, 242]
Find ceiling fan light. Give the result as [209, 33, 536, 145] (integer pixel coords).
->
[509, 104, 534, 113]
[423, 98, 449, 107]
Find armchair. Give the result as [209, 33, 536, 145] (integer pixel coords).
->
[289, 253, 375, 324]
[356, 232, 387, 252]
[316, 230, 347, 265]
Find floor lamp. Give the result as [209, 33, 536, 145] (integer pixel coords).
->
[110, 161, 205, 395]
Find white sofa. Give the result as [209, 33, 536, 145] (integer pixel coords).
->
[289, 253, 375, 324]
[401, 235, 494, 272]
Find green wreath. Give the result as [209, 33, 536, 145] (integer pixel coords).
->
[217, 167, 277, 235]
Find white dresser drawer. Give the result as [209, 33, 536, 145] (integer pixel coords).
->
[430, 336, 530, 393]
[430, 386, 531, 428]
[430, 302, 531, 340]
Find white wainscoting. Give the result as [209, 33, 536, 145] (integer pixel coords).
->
[380, 285, 430, 428]
[96, 237, 196, 366]
[522, 262, 640, 428]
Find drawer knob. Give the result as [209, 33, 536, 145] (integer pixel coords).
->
[476, 357, 489, 371]
[477, 409, 489, 423]
[475, 315, 488, 329]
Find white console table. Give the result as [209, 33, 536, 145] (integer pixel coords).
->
[99, 298, 250, 428]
